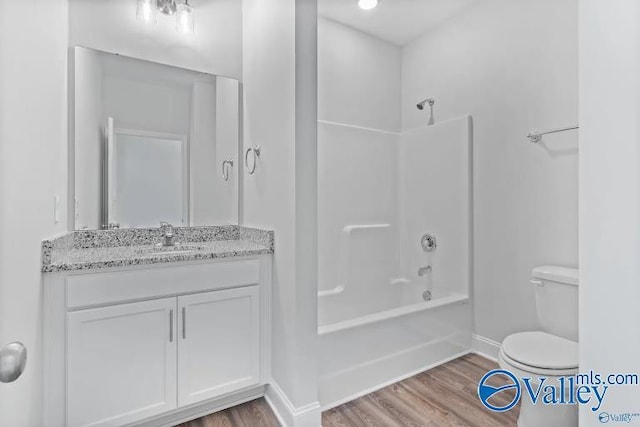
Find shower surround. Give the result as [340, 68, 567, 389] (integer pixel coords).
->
[317, 116, 473, 408]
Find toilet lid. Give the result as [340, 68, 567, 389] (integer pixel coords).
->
[502, 331, 578, 370]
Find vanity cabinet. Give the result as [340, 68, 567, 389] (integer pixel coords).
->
[43, 256, 271, 427]
[67, 298, 178, 426]
[177, 287, 260, 406]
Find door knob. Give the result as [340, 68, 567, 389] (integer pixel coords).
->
[0, 342, 27, 383]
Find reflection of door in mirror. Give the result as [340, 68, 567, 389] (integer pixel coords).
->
[107, 119, 188, 229]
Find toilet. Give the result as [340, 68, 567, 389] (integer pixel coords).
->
[498, 265, 579, 427]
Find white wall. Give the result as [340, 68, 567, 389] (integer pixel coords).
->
[402, 0, 579, 343]
[0, 1, 69, 426]
[242, 0, 320, 424]
[579, 0, 640, 423]
[318, 17, 401, 132]
[69, 0, 242, 79]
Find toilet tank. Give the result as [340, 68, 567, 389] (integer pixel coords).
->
[531, 265, 579, 342]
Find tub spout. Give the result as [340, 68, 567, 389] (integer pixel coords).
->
[418, 266, 432, 276]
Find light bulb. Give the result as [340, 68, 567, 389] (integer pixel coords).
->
[136, 0, 156, 23]
[176, 0, 194, 34]
[358, 0, 378, 10]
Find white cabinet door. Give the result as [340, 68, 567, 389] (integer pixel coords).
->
[67, 298, 178, 427]
[177, 286, 260, 406]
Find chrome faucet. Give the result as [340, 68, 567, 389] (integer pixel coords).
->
[160, 221, 175, 247]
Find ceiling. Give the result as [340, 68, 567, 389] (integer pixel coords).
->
[318, 0, 480, 46]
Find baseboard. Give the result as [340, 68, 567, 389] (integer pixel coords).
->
[264, 381, 321, 427]
[132, 385, 266, 427]
[472, 334, 501, 362]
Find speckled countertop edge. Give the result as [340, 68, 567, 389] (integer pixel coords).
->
[42, 226, 274, 273]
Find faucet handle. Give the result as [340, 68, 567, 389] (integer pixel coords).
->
[159, 221, 176, 247]
[160, 221, 174, 236]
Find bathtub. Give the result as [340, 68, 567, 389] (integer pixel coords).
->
[318, 284, 471, 409]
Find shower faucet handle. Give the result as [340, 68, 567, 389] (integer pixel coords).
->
[421, 233, 437, 252]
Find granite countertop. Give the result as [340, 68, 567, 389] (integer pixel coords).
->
[42, 226, 274, 273]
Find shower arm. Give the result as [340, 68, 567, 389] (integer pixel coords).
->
[417, 98, 436, 125]
[428, 101, 435, 126]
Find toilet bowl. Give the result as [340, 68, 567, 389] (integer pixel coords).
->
[499, 266, 579, 427]
[499, 331, 578, 427]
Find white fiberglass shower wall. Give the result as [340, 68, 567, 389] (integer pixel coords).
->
[316, 14, 473, 409]
[318, 118, 472, 327]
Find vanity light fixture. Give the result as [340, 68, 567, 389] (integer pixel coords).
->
[358, 0, 379, 10]
[157, 0, 177, 15]
[136, 0, 195, 34]
[136, 0, 157, 23]
[176, 0, 195, 34]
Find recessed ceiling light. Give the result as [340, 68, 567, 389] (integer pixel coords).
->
[358, 0, 379, 11]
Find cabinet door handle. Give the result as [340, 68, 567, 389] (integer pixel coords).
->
[169, 309, 174, 342]
[182, 307, 186, 339]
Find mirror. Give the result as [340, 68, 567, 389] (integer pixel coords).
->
[72, 46, 240, 230]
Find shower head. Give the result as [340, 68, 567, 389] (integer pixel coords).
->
[417, 98, 436, 125]
[417, 98, 435, 110]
